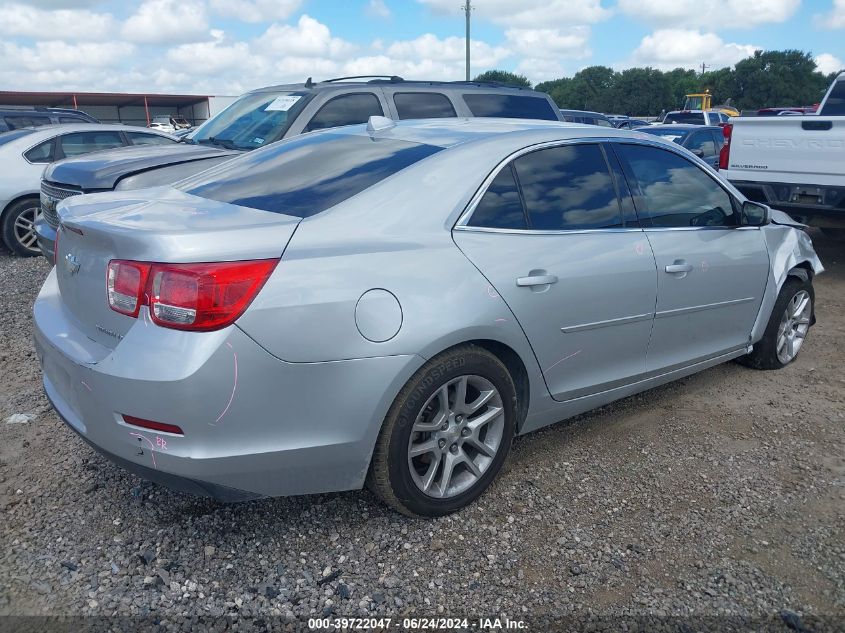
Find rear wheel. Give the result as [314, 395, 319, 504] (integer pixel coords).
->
[367, 345, 519, 517]
[738, 277, 814, 370]
[1, 198, 42, 257]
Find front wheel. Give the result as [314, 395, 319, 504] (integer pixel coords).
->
[367, 345, 519, 517]
[1, 198, 42, 257]
[738, 277, 814, 370]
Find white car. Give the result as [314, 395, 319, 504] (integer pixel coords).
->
[0, 124, 177, 256]
[663, 110, 730, 126]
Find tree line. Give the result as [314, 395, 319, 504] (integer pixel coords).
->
[474, 50, 840, 116]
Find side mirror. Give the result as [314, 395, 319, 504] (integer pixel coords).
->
[741, 200, 771, 226]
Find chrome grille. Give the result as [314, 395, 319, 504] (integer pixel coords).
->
[40, 182, 81, 229]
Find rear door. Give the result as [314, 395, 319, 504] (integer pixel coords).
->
[453, 141, 658, 402]
[614, 141, 770, 372]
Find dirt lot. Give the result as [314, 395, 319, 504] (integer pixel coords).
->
[0, 231, 843, 631]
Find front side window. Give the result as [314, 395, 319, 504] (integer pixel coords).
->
[59, 131, 124, 157]
[305, 93, 384, 132]
[24, 139, 54, 163]
[595, 117, 614, 127]
[393, 92, 457, 119]
[513, 144, 623, 231]
[126, 131, 177, 146]
[618, 144, 737, 228]
[181, 133, 441, 217]
[58, 116, 83, 124]
[462, 94, 558, 120]
[467, 165, 527, 230]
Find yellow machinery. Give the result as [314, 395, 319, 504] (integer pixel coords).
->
[683, 90, 740, 116]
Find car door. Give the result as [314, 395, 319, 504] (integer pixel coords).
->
[684, 130, 719, 169]
[453, 141, 658, 402]
[613, 141, 770, 372]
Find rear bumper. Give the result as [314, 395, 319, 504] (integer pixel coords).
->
[34, 216, 56, 262]
[731, 180, 845, 227]
[34, 268, 424, 499]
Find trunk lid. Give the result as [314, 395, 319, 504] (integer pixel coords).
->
[56, 187, 300, 349]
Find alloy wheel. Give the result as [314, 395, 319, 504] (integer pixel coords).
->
[407, 374, 505, 499]
[13, 204, 41, 254]
[776, 289, 811, 364]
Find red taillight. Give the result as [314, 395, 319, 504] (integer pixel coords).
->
[107, 260, 149, 317]
[122, 414, 184, 435]
[107, 259, 277, 331]
[718, 123, 733, 170]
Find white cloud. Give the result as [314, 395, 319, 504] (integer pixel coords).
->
[815, 53, 844, 75]
[815, 0, 845, 28]
[387, 33, 509, 68]
[418, 0, 610, 27]
[0, 3, 117, 40]
[366, 0, 391, 19]
[255, 14, 358, 58]
[505, 27, 590, 59]
[121, 0, 209, 44]
[618, 0, 800, 28]
[0, 40, 134, 76]
[628, 29, 759, 70]
[209, 0, 302, 23]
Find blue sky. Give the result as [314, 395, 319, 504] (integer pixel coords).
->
[0, 1, 842, 96]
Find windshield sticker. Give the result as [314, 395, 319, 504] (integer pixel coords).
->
[252, 137, 264, 144]
[265, 95, 301, 112]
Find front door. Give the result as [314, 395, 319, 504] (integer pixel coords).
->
[614, 142, 770, 372]
[453, 142, 658, 401]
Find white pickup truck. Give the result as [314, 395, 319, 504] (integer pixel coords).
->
[723, 72, 845, 239]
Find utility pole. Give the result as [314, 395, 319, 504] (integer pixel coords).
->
[700, 62, 710, 76]
[462, 1, 473, 81]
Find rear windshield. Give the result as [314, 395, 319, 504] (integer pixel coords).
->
[0, 128, 36, 146]
[663, 112, 705, 125]
[190, 91, 312, 151]
[180, 133, 442, 217]
[821, 80, 845, 116]
[462, 94, 558, 120]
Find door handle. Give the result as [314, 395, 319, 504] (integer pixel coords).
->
[665, 261, 693, 274]
[516, 274, 558, 287]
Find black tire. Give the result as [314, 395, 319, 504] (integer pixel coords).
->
[737, 276, 814, 370]
[820, 227, 845, 242]
[367, 344, 519, 517]
[1, 198, 42, 257]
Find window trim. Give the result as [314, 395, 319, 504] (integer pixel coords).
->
[21, 135, 59, 165]
[454, 137, 638, 235]
[303, 91, 384, 133]
[610, 139, 744, 231]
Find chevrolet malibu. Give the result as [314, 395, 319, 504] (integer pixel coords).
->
[34, 118, 822, 517]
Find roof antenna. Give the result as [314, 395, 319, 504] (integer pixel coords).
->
[367, 115, 396, 134]
[304, 77, 314, 88]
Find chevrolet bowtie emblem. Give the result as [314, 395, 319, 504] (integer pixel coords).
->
[64, 252, 80, 276]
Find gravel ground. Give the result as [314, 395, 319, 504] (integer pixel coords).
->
[0, 232, 843, 631]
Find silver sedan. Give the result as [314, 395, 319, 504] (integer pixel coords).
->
[0, 124, 176, 256]
[33, 118, 822, 516]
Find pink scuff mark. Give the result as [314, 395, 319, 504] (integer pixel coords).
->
[544, 349, 582, 374]
[129, 432, 157, 470]
[80, 380, 93, 392]
[211, 346, 238, 425]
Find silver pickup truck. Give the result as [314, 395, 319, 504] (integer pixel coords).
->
[723, 72, 845, 240]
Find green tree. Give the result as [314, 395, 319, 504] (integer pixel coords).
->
[610, 67, 670, 115]
[473, 70, 531, 88]
[732, 50, 829, 109]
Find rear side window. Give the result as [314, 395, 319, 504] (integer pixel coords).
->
[58, 116, 83, 124]
[126, 131, 176, 146]
[181, 133, 442, 217]
[305, 93, 384, 132]
[4, 115, 50, 129]
[595, 118, 614, 127]
[467, 165, 527, 230]
[462, 94, 557, 120]
[24, 140, 54, 163]
[393, 92, 457, 119]
[821, 80, 845, 115]
[617, 144, 736, 228]
[59, 131, 124, 157]
[513, 144, 623, 230]
[686, 131, 717, 156]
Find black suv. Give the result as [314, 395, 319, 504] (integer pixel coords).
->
[37, 76, 563, 259]
[0, 107, 99, 132]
